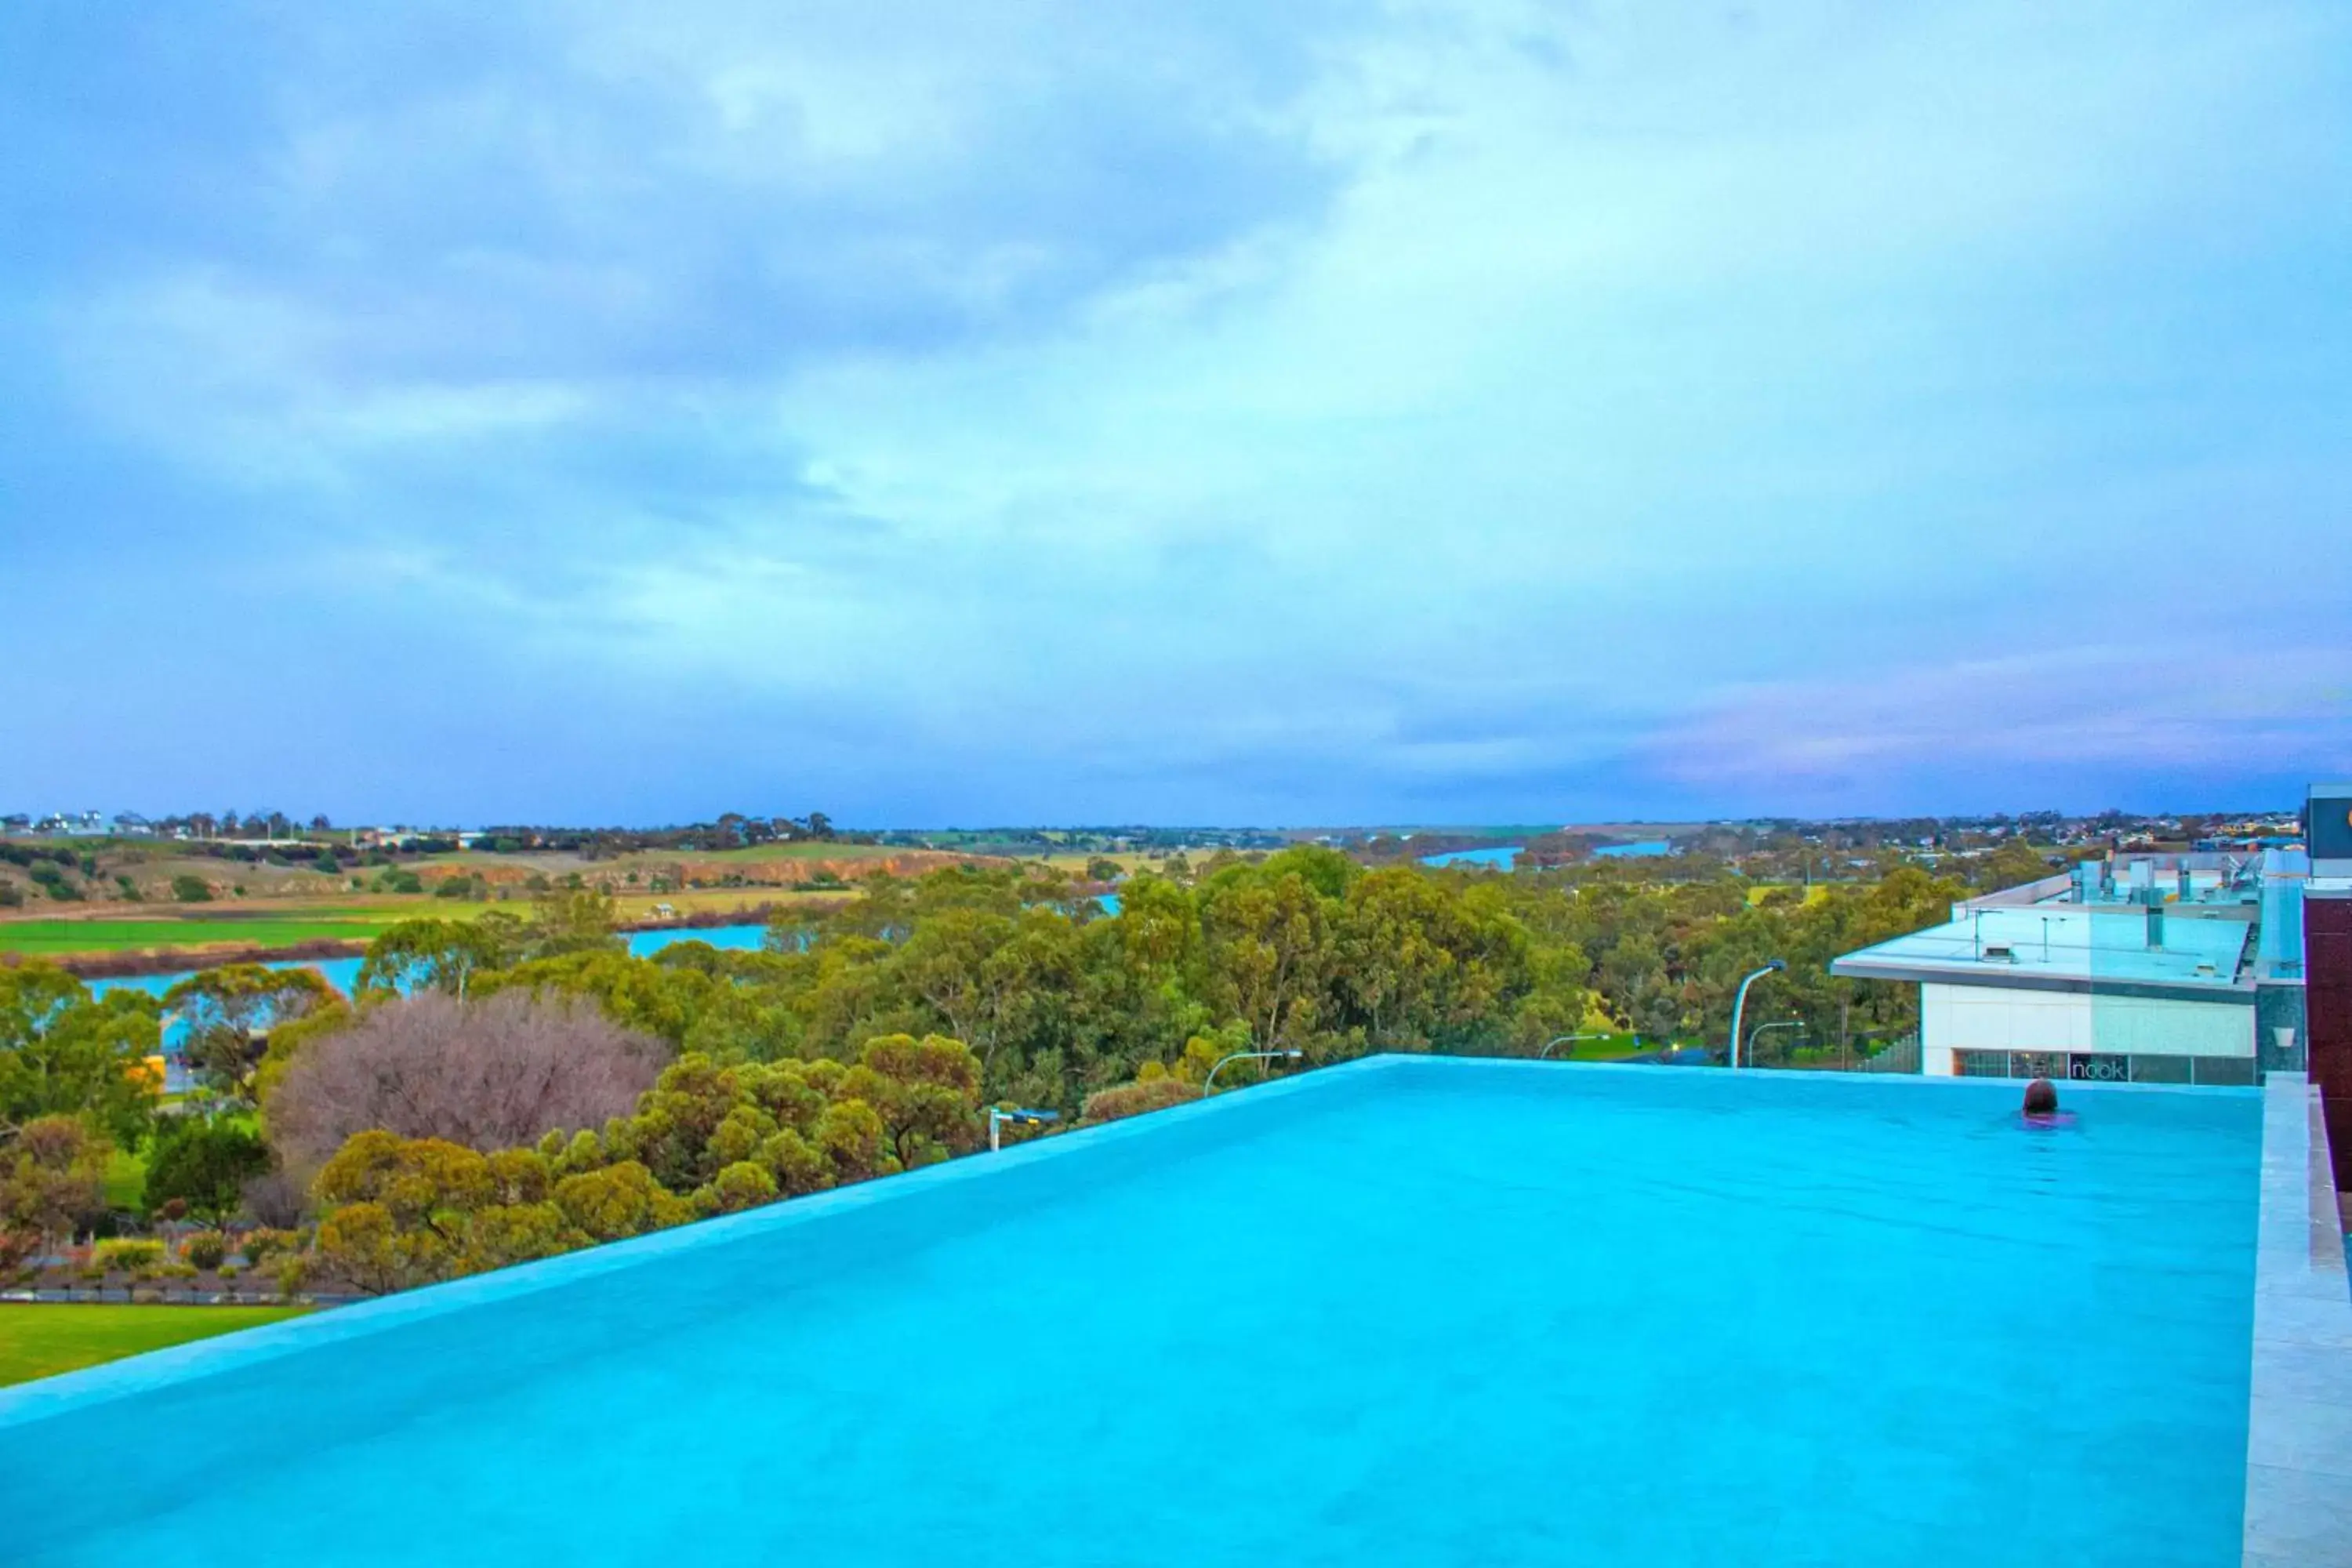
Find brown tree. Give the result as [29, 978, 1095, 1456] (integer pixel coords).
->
[268, 990, 667, 1175]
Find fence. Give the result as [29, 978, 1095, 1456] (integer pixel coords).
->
[1748, 1032, 1921, 1075]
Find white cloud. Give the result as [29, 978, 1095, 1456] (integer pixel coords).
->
[6, 0, 2349, 818]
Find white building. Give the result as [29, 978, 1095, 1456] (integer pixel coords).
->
[1831, 851, 2307, 1085]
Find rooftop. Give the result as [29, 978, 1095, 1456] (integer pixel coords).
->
[1833, 901, 2255, 996]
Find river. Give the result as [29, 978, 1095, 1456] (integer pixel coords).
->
[1417, 846, 1521, 870]
[89, 924, 777, 1007]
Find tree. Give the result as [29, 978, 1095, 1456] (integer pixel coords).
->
[162, 966, 335, 1103]
[1333, 868, 1526, 1051]
[144, 1116, 271, 1225]
[1, 1115, 109, 1276]
[312, 1131, 494, 1294]
[1198, 866, 1334, 1052]
[356, 916, 524, 999]
[543, 1160, 688, 1241]
[695, 1160, 778, 1215]
[848, 1033, 984, 1168]
[269, 989, 667, 1174]
[0, 961, 162, 1146]
[527, 888, 623, 959]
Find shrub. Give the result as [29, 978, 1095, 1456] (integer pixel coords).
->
[146, 1118, 273, 1225]
[171, 874, 212, 902]
[240, 1227, 299, 1265]
[158, 1261, 198, 1279]
[274, 1254, 310, 1300]
[182, 1232, 229, 1270]
[92, 1238, 164, 1275]
[218, 1261, 242, 1279]
[239, 1169, 309, 1229]
[1080, 1077, 1198, 1124]
[694, 1160, 778, 1216]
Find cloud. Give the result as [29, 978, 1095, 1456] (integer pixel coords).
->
[2, 0, 2348, 822]
[1641, 644, 2352, 812]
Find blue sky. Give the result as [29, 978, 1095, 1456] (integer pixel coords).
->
[4, 2, 2347, 827]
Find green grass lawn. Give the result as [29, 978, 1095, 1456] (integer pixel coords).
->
[102, 1147, 146, 1210]
[0, 1305, 309, 1387]
[0, 913, 419, 956]
[1548, 1032, 1650, 1062]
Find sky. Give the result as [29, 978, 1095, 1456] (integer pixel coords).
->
[3, 2, 2348, 828]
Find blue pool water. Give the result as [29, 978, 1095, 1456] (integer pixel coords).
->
[0, 1060, 2261, 1565]
[1419, 844, 1520, 869]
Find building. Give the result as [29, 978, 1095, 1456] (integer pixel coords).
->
[1831, 844, 2310, 1086]
[2302, 782, 2352, 1187]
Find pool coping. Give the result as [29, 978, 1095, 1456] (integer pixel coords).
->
[2241, 1071, 2352, 1567]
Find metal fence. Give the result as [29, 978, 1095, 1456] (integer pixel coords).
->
[1745, 1033, 1921, 1075]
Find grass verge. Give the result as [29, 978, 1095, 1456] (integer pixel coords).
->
[0, 1305, 309, 1388]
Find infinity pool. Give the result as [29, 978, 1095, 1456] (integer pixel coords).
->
[0, 1059, 2262, 1565]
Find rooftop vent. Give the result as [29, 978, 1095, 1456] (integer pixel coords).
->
[1981, 944, 2016, 961]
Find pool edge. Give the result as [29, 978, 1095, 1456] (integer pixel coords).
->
[0, 1054, 1414, 1430]
[2241, 1072, 2352, 1566]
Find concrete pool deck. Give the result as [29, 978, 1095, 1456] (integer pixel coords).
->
[2243, 1072, 2352, 1566]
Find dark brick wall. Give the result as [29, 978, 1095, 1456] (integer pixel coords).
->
[2307, 892, 2352, 1189]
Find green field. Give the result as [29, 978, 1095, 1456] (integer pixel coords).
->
[0, 913, 416, 956]
[691, 842, 907, 862]
[0, 1305, 310, 1387]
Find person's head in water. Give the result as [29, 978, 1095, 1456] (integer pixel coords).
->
[2023, 1078, 2059, 1116]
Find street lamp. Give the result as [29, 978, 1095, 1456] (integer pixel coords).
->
[1201, 1047, 1304, 1097]
[987, 1105, 1061, 1152]
[1538, 1033, 1612, 1060]
[1746, 1019, 1805, 1067]
[1726, 960, 1786, 1070]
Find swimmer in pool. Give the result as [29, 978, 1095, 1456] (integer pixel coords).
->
[2021, 1077, 2074, 1126]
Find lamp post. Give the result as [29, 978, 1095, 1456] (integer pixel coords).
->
[1745, 1019, 1805, 1068]
[1201, 1047, 1304, 1097]
[1538, 1033, 1611, 1060]
[1726, 960, 1785, 1070]
[987, 1105, 1061, 1152]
